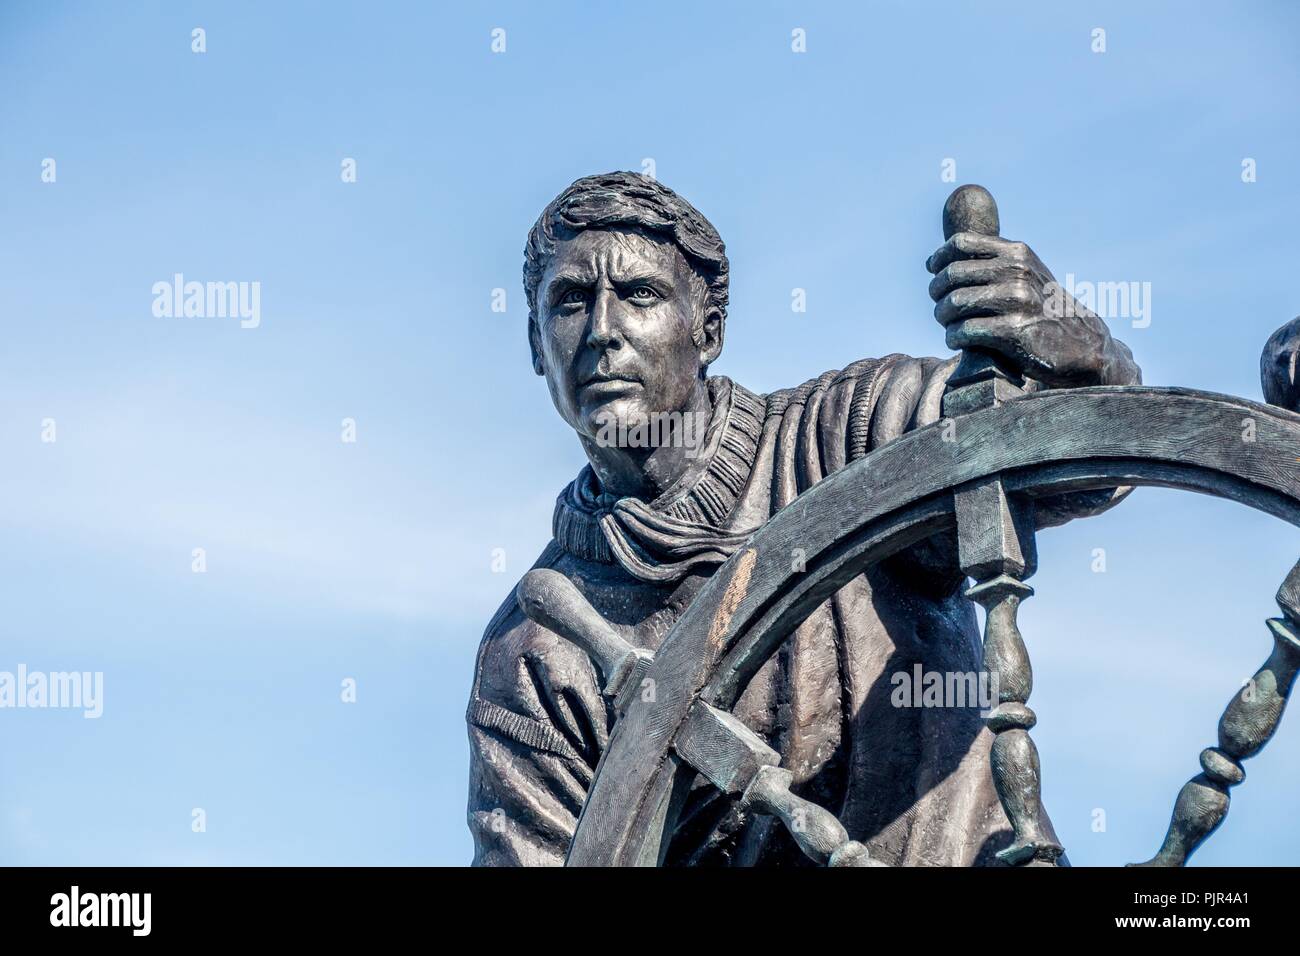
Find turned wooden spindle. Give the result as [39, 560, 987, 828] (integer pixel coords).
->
[941, 185, 1062, 866]
[958, 485, 1060, 866]
[742, 765, 884, 867]
[1131, 559, 1300, 866]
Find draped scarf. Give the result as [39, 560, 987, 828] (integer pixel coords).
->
[551, 376, 767, 583]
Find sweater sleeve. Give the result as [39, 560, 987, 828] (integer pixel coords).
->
[837, 354, 1131, 591]
[465, 557, 611, 866]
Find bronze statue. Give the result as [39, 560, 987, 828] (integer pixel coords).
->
[465, 171, 1300, 869]
[465, 172, 1144, 866]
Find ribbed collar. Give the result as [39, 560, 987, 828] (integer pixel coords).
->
[552, 377, 766, 567]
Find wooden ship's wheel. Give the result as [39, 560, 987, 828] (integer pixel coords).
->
[516, 188, 1300, 867]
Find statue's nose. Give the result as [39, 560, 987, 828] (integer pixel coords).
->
[586, 291, 624, 350]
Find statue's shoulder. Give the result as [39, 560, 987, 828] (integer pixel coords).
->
[474, 541, 565, 670]
[761, 355, 900, 417]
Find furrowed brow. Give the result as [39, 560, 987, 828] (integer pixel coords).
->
[607, 263, 675, 290]
[549, 268, 595, 286]
[544, 269, 595, 302]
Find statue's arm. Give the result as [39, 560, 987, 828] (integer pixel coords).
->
[865, 336, 1141, 443]
[465, 602, 609, 866]
[846, 352, 1138, 591]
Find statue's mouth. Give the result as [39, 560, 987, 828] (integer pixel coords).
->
[580, 371, 640, 390]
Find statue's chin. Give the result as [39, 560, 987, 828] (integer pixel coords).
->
[582, 396, 678, 451]
[581, 393, 636, 426]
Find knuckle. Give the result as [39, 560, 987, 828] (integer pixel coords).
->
[1008, 280, 1038, 303]
[949, 286, 976, 308]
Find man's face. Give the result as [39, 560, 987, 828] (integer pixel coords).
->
[532, 227, 716, 440]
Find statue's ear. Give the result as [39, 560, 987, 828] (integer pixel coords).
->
[697, 306, 725, 367]
[528, 315, 545, 376]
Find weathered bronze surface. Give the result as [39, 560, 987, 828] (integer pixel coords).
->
[466, 172, 1300, 866]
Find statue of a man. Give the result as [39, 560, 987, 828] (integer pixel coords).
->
[466, 172, 1141, 866]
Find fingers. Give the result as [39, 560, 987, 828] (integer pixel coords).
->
[925, 231, 1009, 274]
[943, 314, 1044, 383]
[934, 281, 1042, 326]
[944, 313, 1031, 353]
[943, 314, 1078, 386]
[928, 257, 1036, 302]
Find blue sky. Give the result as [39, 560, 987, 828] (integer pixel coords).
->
[0, 1, 1297, 866]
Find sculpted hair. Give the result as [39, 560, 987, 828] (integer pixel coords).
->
[523, 172, 730, 344]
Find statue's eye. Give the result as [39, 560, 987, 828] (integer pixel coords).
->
[629, 286, 659, 301]
[561, 288, 588, 305]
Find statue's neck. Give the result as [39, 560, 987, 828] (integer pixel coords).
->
[578, 380, 713, 503]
